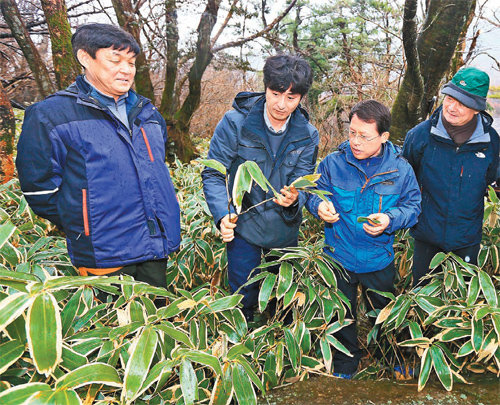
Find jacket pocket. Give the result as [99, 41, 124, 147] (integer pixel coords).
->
[331, 186, 355, 213]
[82, 188, 90, 236]
[141, 127, 155, 162]
[373, 183, 400, 213]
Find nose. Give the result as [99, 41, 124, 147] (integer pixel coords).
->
[277, 95, 286, 109]
[120, 61, 133, 75]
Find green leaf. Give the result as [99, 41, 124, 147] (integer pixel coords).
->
[235, 355, 265, 394]
[232, 164, 253, 214]
[227, 343, 252, 360]
[156, 323, 193, 348]
[200, 159, 226, 175]
[56, 363, 121, 389]
[478, 270, 498, 307]
[314, 259, 336, 287]
[291, 173, 321, 188]
[418, 348, 432, 391]
[244, 160, 270, 193]
[457, 341, 474, 357]
[283, 283, 298, 308]
[276, 262, 293, 299]
[320, 336, 332, 371]
[27, 293, 62, 376]
[0, 292, 33, 330]
[232, 362, 257, 405]
[200, 295, 243, 315]
[429, 252, 447, 269]
[0, 383, 51, 405]
[180, 359, 198, 405]
[472, 317, 484, 352]
[0, 339, 25, 374]
[122, 326, 159, 403]
[430, 345, 453, 391]
[441, 328, 471, 342]
[210, 363, 233, 405]
[326, 334, 352, 357]
[61, 346, 88, 371]
[356, 216, 381, 224]
[185, 350, 222, 376]
[25, 389, 82, 405]
[284, 328, 301, 371]
[0, 221, 16, 249]
[258, 273, 276, 313]
[60, 288, 83, 337]
[409, 321, 423, 339]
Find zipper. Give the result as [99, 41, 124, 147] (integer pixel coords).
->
[141, 128, 155, 162]
[360, 170, 398, 193]
[82, 189, 90, 236]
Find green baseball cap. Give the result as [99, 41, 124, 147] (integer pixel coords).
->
[441, 67, 490, 111]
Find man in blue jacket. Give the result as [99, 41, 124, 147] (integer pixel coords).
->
[202, 54, 318, 321]
[306, 100, 421, 377]
[403, 67, 499, 287]
[16, 24, 181, 287]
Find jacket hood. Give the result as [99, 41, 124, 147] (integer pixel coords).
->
[232, 91, 310, 121]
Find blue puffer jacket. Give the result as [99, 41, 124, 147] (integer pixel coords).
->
[402, 107, 499, 251]
[16, 76, 181, 268]
[202, 92, 319, 248]
[306, 141, 421, 273]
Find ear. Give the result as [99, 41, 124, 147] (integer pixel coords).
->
[380, 131, 390, 143]
[76, 49, 90, 69]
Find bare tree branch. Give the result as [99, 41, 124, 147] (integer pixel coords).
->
[212, 0, 297, 53]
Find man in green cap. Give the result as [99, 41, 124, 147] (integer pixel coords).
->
[403, 67, 499, 286]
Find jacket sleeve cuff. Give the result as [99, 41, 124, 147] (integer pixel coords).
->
[306, 194, 321, 220]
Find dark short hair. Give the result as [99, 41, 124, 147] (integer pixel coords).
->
[71, 23, 140, 62]
[349, 100, 391, 134]
[263, 54, 313, 96]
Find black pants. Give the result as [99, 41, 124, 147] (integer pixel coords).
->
[333, 261, 395, 374]
[105, 259, 168, 287]
[412, 239, 480, 287]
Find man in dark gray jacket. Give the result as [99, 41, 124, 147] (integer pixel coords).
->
[202, 54, 318, 321]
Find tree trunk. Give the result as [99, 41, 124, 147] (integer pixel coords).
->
[0, 0, 56, 98]
[0, 82, 15, 184]
[40, 0, 81, 89]
[159, 0, 179, 120]
[111, 0, 155, 101]
[448, 0, 476, 79]
[170, 0, 222, 162]
[390, 0, 424, 143]
[417, 0, 474, 116]
[390, 0, 474, 141]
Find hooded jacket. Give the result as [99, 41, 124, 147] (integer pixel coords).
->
[306, 141, 421, 273]
[402, 107, 499, 251]
[202, 92, 319, 248]
[16, 76, 181, 268]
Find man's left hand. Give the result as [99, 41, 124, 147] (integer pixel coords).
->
[363, 213, 390, 236]
[274, 185, 299, 207]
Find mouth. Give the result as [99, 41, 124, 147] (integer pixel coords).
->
[116, 78, 130, 84]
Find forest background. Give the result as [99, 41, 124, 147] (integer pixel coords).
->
[0, 1, 499, 404]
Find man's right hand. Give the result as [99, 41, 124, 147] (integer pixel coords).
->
[220, 214, 238, 242]
[318, 201, 339, 223]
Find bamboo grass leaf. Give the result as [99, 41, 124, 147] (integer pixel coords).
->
[200, 159, 226, 175]
[27, 293, 62, 376]
[56, 363, 121, 389]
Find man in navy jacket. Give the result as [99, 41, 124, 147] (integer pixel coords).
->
[202, 55, 319, 321]
[403, 67, 499, 286]
[306, 100, 421, 377]
[16, 24, 181, 287]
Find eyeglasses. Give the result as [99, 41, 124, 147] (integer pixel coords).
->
[348, 130, 380, 143]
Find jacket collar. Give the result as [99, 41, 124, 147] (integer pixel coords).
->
[339, 140, 401, 182]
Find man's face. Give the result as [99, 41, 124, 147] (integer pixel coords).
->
[442, 95, 479, 126]
[78, 47, 136, 100]
[265, 86, 301, 128]
[348, 114, 389, 160]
